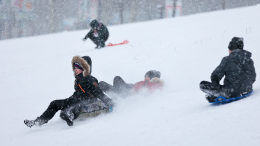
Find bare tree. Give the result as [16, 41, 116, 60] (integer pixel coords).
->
[222, 0, 225, 10]
[130, 1, 138, 22]
[172, 0, 177, 17]
[119, 0, 124, 24]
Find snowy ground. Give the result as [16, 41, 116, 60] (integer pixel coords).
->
[1, 5, 260, 146]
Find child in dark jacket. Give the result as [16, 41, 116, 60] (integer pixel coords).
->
[82, 19, 109, 49]
[24, 56, 113, 127]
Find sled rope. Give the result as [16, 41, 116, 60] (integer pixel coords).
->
[107, 40, 129, 46]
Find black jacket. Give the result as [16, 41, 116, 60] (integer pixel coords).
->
[71, 56, 113, 107]
[84, 22, 109, 40]
[73, 73, 111, 105]
[211, 49, 256, 97]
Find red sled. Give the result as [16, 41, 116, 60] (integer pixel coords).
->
[107, 40, 129, 46]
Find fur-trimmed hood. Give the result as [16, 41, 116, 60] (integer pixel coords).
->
[72, 56, 91, 77]
[150, 77, 164, 86]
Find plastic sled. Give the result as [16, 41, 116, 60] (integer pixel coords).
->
[79, 101, 110, 118]
[107, 40, 129, 46]
[210, 90, 253, 104]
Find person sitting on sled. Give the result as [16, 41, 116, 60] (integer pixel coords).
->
[200, 37, 256, 102]
[82, 19, 109, 49]
[99, 70, 164, 98]
[24, 56, 114, 127]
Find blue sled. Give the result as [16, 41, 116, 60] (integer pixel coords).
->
[210, 90, 253, 104]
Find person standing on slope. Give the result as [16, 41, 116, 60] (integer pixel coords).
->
[82, 19, 109, 49]
[200, 37, 256, 102]
[24, 56, 113, 127]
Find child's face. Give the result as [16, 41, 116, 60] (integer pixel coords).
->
[144, 76, 151, 82]
[229, 49, 232, 54]
[74, 68, 83, 76]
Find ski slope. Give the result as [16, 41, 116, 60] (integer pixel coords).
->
[1, 5, 260, 146]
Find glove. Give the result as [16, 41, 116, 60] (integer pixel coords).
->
[82, 38, 87, 41]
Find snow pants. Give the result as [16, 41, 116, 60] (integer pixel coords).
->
[200, 80, 252, 99]
[88, 33, 109, 47]
[37, 96, 84, 124]
[99, 76, 134, 98]
[200, 81, 229, 98]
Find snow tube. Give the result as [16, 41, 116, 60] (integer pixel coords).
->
[210, 90, 253, 104]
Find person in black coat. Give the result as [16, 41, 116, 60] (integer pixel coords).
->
[82, 19, 109, 49]
[200, 37, 256, 102]
[24, 56, 113, 127]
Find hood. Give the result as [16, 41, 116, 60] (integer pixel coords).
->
[72, 56, 91, 77]
[90, 20, 99, 29]
[229, 49, 252, 65]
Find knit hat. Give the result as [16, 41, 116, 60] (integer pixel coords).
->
[228, 37, 244, 51]
[74, 63, 84, 71]
[145, 70, 161, 80]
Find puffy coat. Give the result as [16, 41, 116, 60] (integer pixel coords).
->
[134, 77, 164, 92]
[211, 49, 256, 97]
[84, 22, 109, 40]
[71, 56, 112, 106]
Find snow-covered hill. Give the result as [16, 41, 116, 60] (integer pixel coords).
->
[1, 5, 260, 146]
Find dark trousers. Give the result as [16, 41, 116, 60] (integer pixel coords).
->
[200, 81, 252, 98]
[38, 97, 82, 124]
[89, 33, 109, 47]
[200, 81, 228, 97]
[99, 76, 134, 97]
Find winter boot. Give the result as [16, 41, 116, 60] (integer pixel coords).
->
[24, 117, 47, 128]
[24, 119, 35, 128]
[60, 112, 74, 126]
[99, 41, 105, 48]
[95, 40, 105, 49]
[205, 95, 217, 102]
[95, 45, 100, 49]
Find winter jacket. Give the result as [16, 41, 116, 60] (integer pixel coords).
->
[71, 56, 113, 107]
[134, 77, 164, 92]
[211, 49, 256, 97]
[84, 22, 109, 40]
